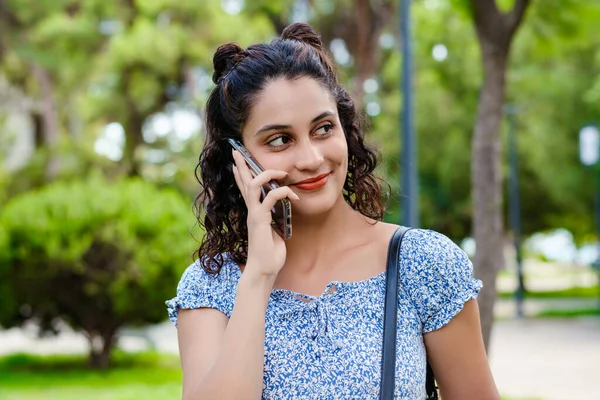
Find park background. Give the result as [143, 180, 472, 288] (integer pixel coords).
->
[0, 0, 599, 399]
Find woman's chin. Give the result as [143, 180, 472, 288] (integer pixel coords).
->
[290, 192, 345, 220]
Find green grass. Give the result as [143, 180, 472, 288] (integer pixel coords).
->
[0, 351, 182, 400]
[498, 285, 599, 299]
[0, 352, 547, 400]
[534, 308, 600, 318]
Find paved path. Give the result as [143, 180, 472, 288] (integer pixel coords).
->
[489, 317, 600, 400]
[1, 317, 599, 400]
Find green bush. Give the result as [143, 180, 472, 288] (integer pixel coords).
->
[0, 177, 198, 368]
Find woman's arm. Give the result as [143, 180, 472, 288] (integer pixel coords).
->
[177, 269, 275, 400]
[423, 299, 500, 400]
[177, 150, 298, 399]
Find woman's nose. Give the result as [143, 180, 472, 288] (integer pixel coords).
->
[295, 141, 324, 171]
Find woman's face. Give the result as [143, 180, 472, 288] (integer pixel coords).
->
[241, 77, 348, 217]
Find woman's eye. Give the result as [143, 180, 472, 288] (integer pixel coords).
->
[267, 135, 290, 147]
[315, 123, 334, 136]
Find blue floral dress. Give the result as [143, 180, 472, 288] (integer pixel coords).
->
[166, 228, 482, 399]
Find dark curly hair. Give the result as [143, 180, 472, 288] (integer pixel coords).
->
[195, 23, 387, 273]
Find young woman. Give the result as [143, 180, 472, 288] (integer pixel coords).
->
[166, 23, 499, 400]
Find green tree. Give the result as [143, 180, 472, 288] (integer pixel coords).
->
[463, 0, 531, 349]
[0, 1, 274, 179]
[0, 177, 197, 368]
[507, 0, 600, 242]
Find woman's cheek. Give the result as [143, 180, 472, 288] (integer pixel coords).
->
[332, 136, 349, 164]
[261, 153, 292, 172]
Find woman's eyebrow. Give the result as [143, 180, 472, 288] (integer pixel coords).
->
[255, 111, 337, 137]
[311, 111, 336, 123]
[255, 124, 291, 136]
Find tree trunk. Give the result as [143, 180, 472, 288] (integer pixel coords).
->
[32, 112, 44, 149]
[119, 4, 145, 178]
[123, 114, 144, 177]
[120, 64, 145, 177]
[87, 330, 116, 369]
[469, 0, 531, 351]
[30, 64, 60, 181]
[351, 0, 393, 110]
[311, 1, 393, 112]
[472, 43, 507, 351]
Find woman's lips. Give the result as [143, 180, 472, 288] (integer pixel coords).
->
[292, 173, 330, 191]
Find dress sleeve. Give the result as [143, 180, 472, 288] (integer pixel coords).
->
[165, 255, 239, 327]
[399, 229, 483, 333]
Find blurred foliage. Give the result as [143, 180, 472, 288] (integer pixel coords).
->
[373, 0, 600, 243]
[0, 0, 274, 175]
[1, 0, 598, 243]
[0, 1, 599, 356]
[0, 176, 197, 367]
[505, 0, 600, 243]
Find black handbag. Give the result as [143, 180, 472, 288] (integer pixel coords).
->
[380, 226, 439, 400]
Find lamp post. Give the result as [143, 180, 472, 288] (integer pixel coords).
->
[504, 104, 524, 318]
[579, 125, 600, 314]
[400, 0, 419, 228]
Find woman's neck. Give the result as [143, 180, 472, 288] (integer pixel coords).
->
[283, 195, 371, 266]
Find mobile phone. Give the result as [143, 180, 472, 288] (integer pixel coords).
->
[227, 138, 292, 240]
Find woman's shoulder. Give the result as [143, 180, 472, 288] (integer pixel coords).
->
[179, 254, 242, 286]
[378, 224, 466, 264]
[166, 253, 242, 326]
[396, 227, 482, 332]
[401, 228, 468, 265]
[399, 227, 477, 285]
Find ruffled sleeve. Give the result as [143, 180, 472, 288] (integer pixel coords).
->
[165, 255, 240, 327]
[399, 229, 483, 333]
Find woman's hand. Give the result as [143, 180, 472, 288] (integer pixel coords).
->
[231, 149, 299, 279]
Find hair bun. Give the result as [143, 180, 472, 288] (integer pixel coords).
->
[280, 23, 323, 50]
[212, 42, 246, 84]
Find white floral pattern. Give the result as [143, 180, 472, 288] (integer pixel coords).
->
[166, 228, 482, 399]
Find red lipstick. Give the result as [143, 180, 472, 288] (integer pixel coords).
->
[292, 173, 330, 191]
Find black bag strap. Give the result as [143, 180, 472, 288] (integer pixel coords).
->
[425, 360, 438, 399]
[380, 226, 409, 399]
[380, 226, 438, 400]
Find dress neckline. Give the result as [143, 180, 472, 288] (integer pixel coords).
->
[269, 269, 387, 302]
[228, 257, 388, 302]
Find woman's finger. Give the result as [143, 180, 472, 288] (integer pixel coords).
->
[247, 169, 288, 190]
[232, 150, 255, 185]
[231, 165, 247, 202]
[232, 150, 257, 205]
[245, 170, 288, 207]
[260, 186, 299, 214]
[232, 150, 289, 206]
